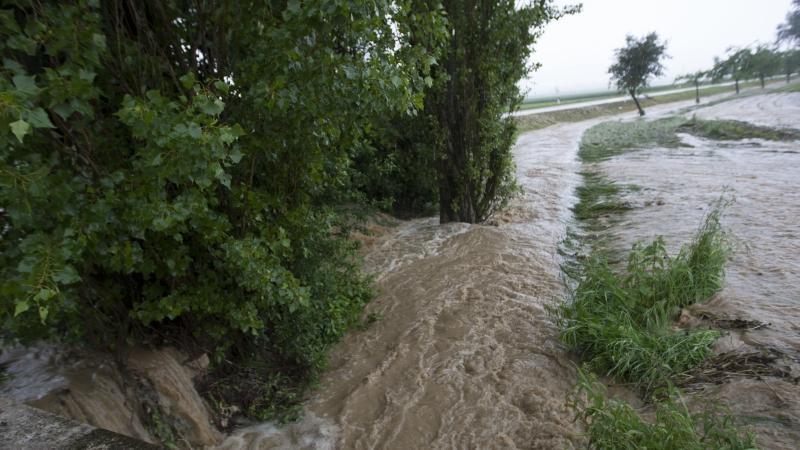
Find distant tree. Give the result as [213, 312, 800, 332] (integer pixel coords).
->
[712, 48, 754, 94]
[750, 45, 782, 88]
[675, 70, 708, 104]
[781, 49, 800, 82]
[778, 0, 800, 45]
[609, 32, 669, 116]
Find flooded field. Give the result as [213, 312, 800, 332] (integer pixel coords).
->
[219, 92, 773, 449]
[595, 92, 800, 449]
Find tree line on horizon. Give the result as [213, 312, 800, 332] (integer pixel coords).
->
[608, 1, 800, 116]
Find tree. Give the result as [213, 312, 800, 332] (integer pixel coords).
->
[0, 0, 444, 422]
[426, 0, 578, 223]
[675, 70, 708, 104]
[750, 46, 782, 88]
[609, 33, 669, 116]
[712, 48, 754, 94]
[781, 49, 800, 82]
[778, 0, 800, 45]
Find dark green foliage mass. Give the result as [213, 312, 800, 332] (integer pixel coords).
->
[0, 0, 444, 418]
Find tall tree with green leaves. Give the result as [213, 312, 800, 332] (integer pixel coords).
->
[427, 0, 578, 223]
[609, 32, 669, 116]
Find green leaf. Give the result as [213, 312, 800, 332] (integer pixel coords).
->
[180, 73, 197, 90]
[10, 119, 31, 143]
[39, 305, 49, 322]
[33, 288, 57, 302]
[53, 265, 81, 284]
[229, 147, 244, 163]
[12, 74, 39, 96]
[25, 108, 55, 129]
[14, 300, 30, 316]
[92, 33, 107, 50]
[213, 80, 230, 94]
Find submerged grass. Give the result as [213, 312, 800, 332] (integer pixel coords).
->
[678, 118, 800, 141]
[573, 171, 633, 223]
[571, 370, 758, 450]
[578, 116, 800, 163]
[556, 205, 729, 390]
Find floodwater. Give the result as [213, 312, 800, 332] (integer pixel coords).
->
[218, 110, 598, 450]
[595, 92, 800, 449]
[2, 89, 796, 449]
[218, 93, 763, 449]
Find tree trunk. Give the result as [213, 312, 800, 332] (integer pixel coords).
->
[760, 75, 765, 89]
[735, 79, 739, 94]
[787, 72, 791, 84]
[695, 80, 700, 104]
[629, 89, 644, 116]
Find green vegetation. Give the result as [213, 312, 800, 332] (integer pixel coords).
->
[514, 80, 772, 134]
[573, 172, 631, 222]
[579, 117, 686, 162]
[556, 207, 728, 390]
[609, 32, 669, 116]
[427, 0, 578, 223]
[678, 118, 800, 141]
[577, 116, 800, 163]
[0, 0, 574, 427]
[571, 370, 758, 450]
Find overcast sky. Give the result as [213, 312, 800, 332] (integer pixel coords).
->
[523, 0, 794, 98]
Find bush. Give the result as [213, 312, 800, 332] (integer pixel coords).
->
[556, 206, 729, 389]
[571, 370, 758, 450]
[0, 0, 442, 419]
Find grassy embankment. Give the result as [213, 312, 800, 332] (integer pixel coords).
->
[515, 80, 788, 133]
[555, 114, 800, 448]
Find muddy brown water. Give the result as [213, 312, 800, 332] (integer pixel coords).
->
[219, 92, 780, 450]
[2, 89, 797, 450]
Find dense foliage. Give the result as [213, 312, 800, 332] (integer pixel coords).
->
[0, 0, 446, 417]
[608, 32, 668, 116]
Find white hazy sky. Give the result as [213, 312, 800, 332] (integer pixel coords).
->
[523, 0, 794, 98]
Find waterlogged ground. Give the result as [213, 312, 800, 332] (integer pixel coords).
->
[217, 93, 758, 449]
[593, 92, 800, 449]
[3, 89, 793, 449]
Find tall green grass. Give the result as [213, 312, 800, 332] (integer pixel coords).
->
[556, 205, 729, 390]
[571, 370, 758, 450]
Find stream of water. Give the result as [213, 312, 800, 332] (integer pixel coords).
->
[2, 89, 796, 450]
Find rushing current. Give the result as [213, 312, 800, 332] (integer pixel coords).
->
[220, 91, 794, 449]
[2, 89, 797, 450]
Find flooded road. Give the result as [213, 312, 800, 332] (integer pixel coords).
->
[595, 92, 800, 449]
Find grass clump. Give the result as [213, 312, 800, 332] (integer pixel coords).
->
[572, 370, 758, 450]
[678, 118, 800, 141]
[556, 205, 729, 390]
[573, 172, 634, 223]
[579, 116, 800, 164]
[578, 117, 687, 162]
